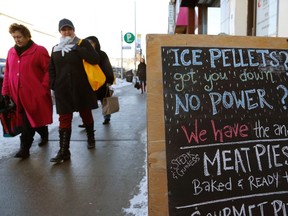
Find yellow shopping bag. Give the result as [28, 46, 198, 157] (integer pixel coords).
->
[82, 60, 106, 91]
[78, 39, 106, 91]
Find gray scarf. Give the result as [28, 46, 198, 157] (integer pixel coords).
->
[53, 36, 79, 56]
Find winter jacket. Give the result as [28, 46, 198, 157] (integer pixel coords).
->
[49, 37, 100, 114]
[137, 62, 146, 82]
[1, 42, 53, 128]
[85, 36, 114, 101]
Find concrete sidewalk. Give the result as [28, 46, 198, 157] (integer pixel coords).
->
[0, 85, 147, 216]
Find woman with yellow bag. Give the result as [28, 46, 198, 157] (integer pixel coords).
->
[78, 36, 115, 126]
[49, 18, 100, 163]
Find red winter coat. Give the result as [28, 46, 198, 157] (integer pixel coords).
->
[1, 43, 53, 128]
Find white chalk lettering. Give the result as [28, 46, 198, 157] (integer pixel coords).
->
[175, 93, 201, 114]
[254, 144, 284, 171]
[170, 48, 203, 66]
[209, 89, 273, 115]
[191, 177, 232, 195]
[203, 148, 251, 176]
[248, 173, 279, 190]
[239, 69, 275, 83]
[174, 70, 197, 92]
[271, 200, 288, 215]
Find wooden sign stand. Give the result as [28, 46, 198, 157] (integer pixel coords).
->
[146, 34, 288, 216]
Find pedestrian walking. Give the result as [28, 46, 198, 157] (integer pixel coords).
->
[137, 57, 146, 94]
[49, 18, 100, 163]
[1, 23, 53, 159]
[78, 35, 114, 127]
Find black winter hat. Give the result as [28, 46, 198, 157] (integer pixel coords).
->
[85, 36, 101, 51]
[58, 18, 74, 32]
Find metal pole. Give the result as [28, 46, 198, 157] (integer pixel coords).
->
[121, 30, 123, 79]
[134, 1, 137, 73]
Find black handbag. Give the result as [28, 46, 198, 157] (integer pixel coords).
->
[0, 98, 22, 137]
[134, 78, 141, 90]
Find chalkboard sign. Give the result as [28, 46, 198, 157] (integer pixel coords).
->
[161, 46, 288, 215]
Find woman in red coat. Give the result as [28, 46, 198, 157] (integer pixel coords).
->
[1, 23, 53, 159]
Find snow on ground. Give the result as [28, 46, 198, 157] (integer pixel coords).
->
[123, 129, 148, 216]
[0, 78, 148, 216]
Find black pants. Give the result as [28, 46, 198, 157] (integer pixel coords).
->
[21, 111, 48, 145]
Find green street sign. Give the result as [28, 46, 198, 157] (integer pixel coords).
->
[124, 32, 135, 44]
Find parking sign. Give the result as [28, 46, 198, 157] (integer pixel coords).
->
[124, 32, 135, 44]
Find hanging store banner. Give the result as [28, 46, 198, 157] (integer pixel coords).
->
[136, 34, 142, 50]
[256, 0, 278, 36]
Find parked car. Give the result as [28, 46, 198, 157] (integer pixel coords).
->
[112, 66, 125, 78]
[125, 69, 133, 82]
[0, 58, 6, 91]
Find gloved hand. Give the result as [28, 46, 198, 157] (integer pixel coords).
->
[61, 44, 75, 56]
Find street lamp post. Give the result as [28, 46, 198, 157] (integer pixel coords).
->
[121, 30, 123, 79]
[134, 1, 137, 73]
